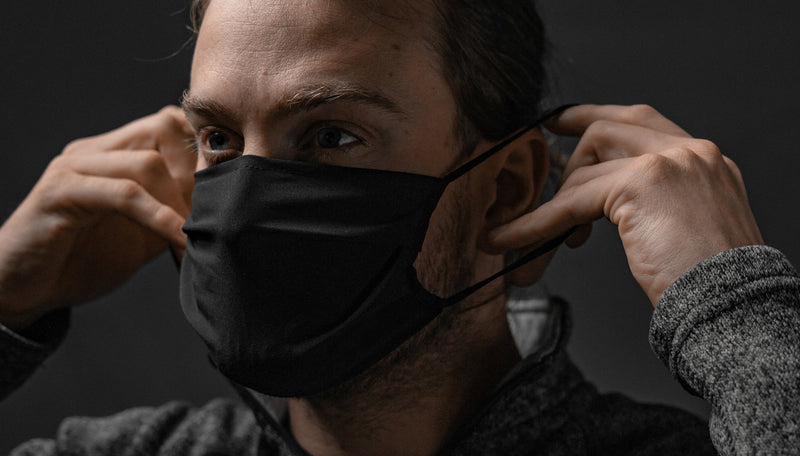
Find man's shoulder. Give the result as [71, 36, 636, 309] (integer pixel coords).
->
[583, 391, 714, 455]
[444, 296, 715, 456]
[445, 349, 714, 455]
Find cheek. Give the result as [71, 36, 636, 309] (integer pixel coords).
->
[413, 177, 480, 296]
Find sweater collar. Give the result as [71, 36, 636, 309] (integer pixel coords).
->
[231, 295, 581, 456]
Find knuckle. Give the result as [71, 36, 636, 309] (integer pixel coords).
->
[584, 119, 616, 141]
[34, 169, 78, 210]
[689, 138, 721, 157]
[723, 156, 745, 182]
[115, 179, 142, 202]
[158, 105, 182, 116]
[135, 108, 182, 139]
[636, 151, 670, 168]
[45, 166, 70, 182]
[724, 156, 742, 174]
[155, 106, 186, 131]
[671, 146, 698, 161]
[138, 150, 167, 173]
[633, 152, 674, 178]
[48, 153, 69, 170]
[612, 204, 638, 226]
[62, 138, 90, 155]
[38, 168, 70, 197]
[625, 104, 659, 122]
[661, 146, 701, 167]
[148, 204, 169, 226]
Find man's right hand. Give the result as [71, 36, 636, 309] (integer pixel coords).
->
[0, 107, 196, 332]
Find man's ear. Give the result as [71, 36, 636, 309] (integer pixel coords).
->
[477, 128, 549, 255]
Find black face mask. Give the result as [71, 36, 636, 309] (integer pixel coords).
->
[179, 105, 575, 397]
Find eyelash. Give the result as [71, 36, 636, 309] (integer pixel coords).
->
[191, 123, 366, 166]
[192, 127, 243, 166]
[301, 124, 365, 160]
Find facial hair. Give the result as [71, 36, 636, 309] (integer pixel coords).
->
[298, 173, 480, 426]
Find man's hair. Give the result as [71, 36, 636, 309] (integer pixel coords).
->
[430, 1, 548, 151]
[189, 0, 548, 153]
[188, 0, 551, 411]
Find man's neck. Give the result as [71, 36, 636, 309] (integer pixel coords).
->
[287, 301, 521, 456]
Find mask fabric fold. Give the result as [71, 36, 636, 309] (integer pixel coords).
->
[180, 104, 576, 397]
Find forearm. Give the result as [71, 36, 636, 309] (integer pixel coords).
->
[650, 245, 800, 455]
[0, 309, 69, 401]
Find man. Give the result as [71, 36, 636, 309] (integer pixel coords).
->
[1, 0, 798, 455]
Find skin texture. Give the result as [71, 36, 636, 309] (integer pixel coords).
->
[0, 107, 194, 330]
[490, 104, 763, 306]
[186, 1, 544, 454]
[0, 0, 764, 455]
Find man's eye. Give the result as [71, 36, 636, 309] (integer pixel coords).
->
[207, 131, 232, 151]
[316, 127, 359, 149]
[196, 128, 243, 166]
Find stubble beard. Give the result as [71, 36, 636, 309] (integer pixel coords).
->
[301, 175, 480, 427]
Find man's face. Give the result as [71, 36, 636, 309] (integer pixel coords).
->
[187, 0, 459, 175]
[185, 0, 493, 296]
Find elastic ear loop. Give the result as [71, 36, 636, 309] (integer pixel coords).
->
[441, 103, 579, 307]
[443, 226, 576, 306]
[209, 356, 312, 455]
[442, 104, 577, 184]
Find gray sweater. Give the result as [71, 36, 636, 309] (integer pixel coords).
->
[1, 246, 798, 455]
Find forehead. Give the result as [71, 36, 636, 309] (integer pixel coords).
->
[191, 0, 441, 104]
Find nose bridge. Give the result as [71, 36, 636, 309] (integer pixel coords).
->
[241, 138, 271, 159]
[239, 107, 305, 161]
[240, 123, 284, 160]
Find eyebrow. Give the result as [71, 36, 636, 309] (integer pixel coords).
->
[181, 83, 406, 122]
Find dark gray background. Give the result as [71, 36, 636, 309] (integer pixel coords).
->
[1, 0, 798, 451]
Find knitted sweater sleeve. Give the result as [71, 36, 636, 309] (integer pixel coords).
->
[7, 399, 262, 455]
[0, 312, 266, 455]
[0, 309, 69, 401]
[649, 245, 800, 455]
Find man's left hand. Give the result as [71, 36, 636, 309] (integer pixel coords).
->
[488, 104, 763, 307]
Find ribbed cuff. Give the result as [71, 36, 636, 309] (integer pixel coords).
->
[649, 245, 798, 394]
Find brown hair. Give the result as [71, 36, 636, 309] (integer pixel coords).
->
[189, 0, 548, 152]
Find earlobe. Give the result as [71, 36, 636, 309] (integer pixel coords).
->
[477, 129, 549, 255]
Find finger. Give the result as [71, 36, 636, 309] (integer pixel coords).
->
[63, 106, 194, 156]
[503, 221, 592, 288]
[145, 108, 196, 205]
[546, 104, 691, 138]
[489, 171, 619, 250]
[561, 157, 635, 191]
[64, 150, 172, 193]
[565, 223, 592, 248]
[152, 110, 198, 181]
[59, 150, 190, 218]
[58, 173, 187, 248]
[562, 121, 677, 181]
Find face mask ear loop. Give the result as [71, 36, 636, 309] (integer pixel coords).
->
[442, 104, 578, 184]
[443, 226, 577, 307]
[207, 355, 312, 455]
[205, 356, 275, 429]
